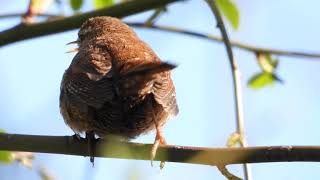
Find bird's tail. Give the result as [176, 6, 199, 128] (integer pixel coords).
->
[122, 62, 177, 78]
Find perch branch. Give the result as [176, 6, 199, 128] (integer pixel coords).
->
[1, 134, 320, 165]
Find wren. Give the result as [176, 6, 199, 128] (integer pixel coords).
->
[60, 16, 178, 166]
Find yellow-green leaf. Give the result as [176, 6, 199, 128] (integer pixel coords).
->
[0, 129, 14, 164]
[94, 0, 114, 9]
[248, 72, 275, 89]
[39, 166, 55, 180]
[0, 151, 14, 164]
[216, 0, 240, 29]
[257, 53, 279, 73]
[227, 133, 242, 147]
[30, 0, 53, 13]
[0, 128, 5, 133]
[70, 0, 83, 11]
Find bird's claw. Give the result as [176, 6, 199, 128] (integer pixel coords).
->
[86, 131, 96, 167]
[150, 131, 166, 169]
[150, 138, 160, 167]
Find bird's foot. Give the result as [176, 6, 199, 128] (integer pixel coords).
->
[85, 131, 96, 166]
[151, 128, 166, 169]
[72, 133, 81, 140]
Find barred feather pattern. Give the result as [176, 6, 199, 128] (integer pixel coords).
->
[60, 16, 178, 139]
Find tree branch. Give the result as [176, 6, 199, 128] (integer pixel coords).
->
[205, 0, 250, 179]
[127, 22, 320, 59]
[0, 0, 183, 47]
[1, 13, 320, 59]
[0, 13, 61, 19]
[1, 133, 320, 165]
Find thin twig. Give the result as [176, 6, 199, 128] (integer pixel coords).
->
[217, 165, 243, 180]
[1, 13, 320, 59]
[204, 0, 251, 179]
[0, 0, 183, 47]
[127, 22, 320, 59]
[2, 134, 320, 165]
[0, 13, 61, 19]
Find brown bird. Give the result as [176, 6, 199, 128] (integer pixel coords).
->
[60, 16, 178, 166]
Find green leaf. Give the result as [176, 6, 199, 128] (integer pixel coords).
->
[248, 72, 276, 89]
[70, 0, 83, 11]
[94, 0, 114, 9]
[216, 0, 240, 29]
[257, 53, 279, 73]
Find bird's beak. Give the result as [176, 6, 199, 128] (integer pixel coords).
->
[66, 40, 79, 53]
[66, 48, 79, 53]
[66, 40, 79, 45]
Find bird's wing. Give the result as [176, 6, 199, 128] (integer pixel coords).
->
[153, 72, 179, 116]
[62, 48, 115, 109]
[117, 61, 176, 99]
[71, 48, 113, 81]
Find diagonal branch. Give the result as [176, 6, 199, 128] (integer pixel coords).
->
[205, 0, 250, 179]
[0, 0, 183, 47]
[1, 133, 320, 165]
[127, 22, 320, 59]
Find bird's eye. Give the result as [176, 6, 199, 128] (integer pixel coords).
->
[78, 34, 85, 41]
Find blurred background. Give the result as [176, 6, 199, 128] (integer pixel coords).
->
[0, 0, 320, 179]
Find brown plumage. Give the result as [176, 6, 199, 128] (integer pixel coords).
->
[59, 16, 178, 164]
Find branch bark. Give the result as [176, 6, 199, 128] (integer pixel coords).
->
[0, 0, 183, 47]
[0, 13, 61, 19]
[1, 133, 320, 165]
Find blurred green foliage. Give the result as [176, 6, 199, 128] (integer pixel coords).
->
[93, 0, 115, 9]
[216, 0, 240, 29]
[70, 0, 84, 11]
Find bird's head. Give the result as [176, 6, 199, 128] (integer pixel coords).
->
[67, 16, 135, 53]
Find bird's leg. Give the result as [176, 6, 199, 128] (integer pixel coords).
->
[85, 131, 96, 166]
[151, 120, 166, 169]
